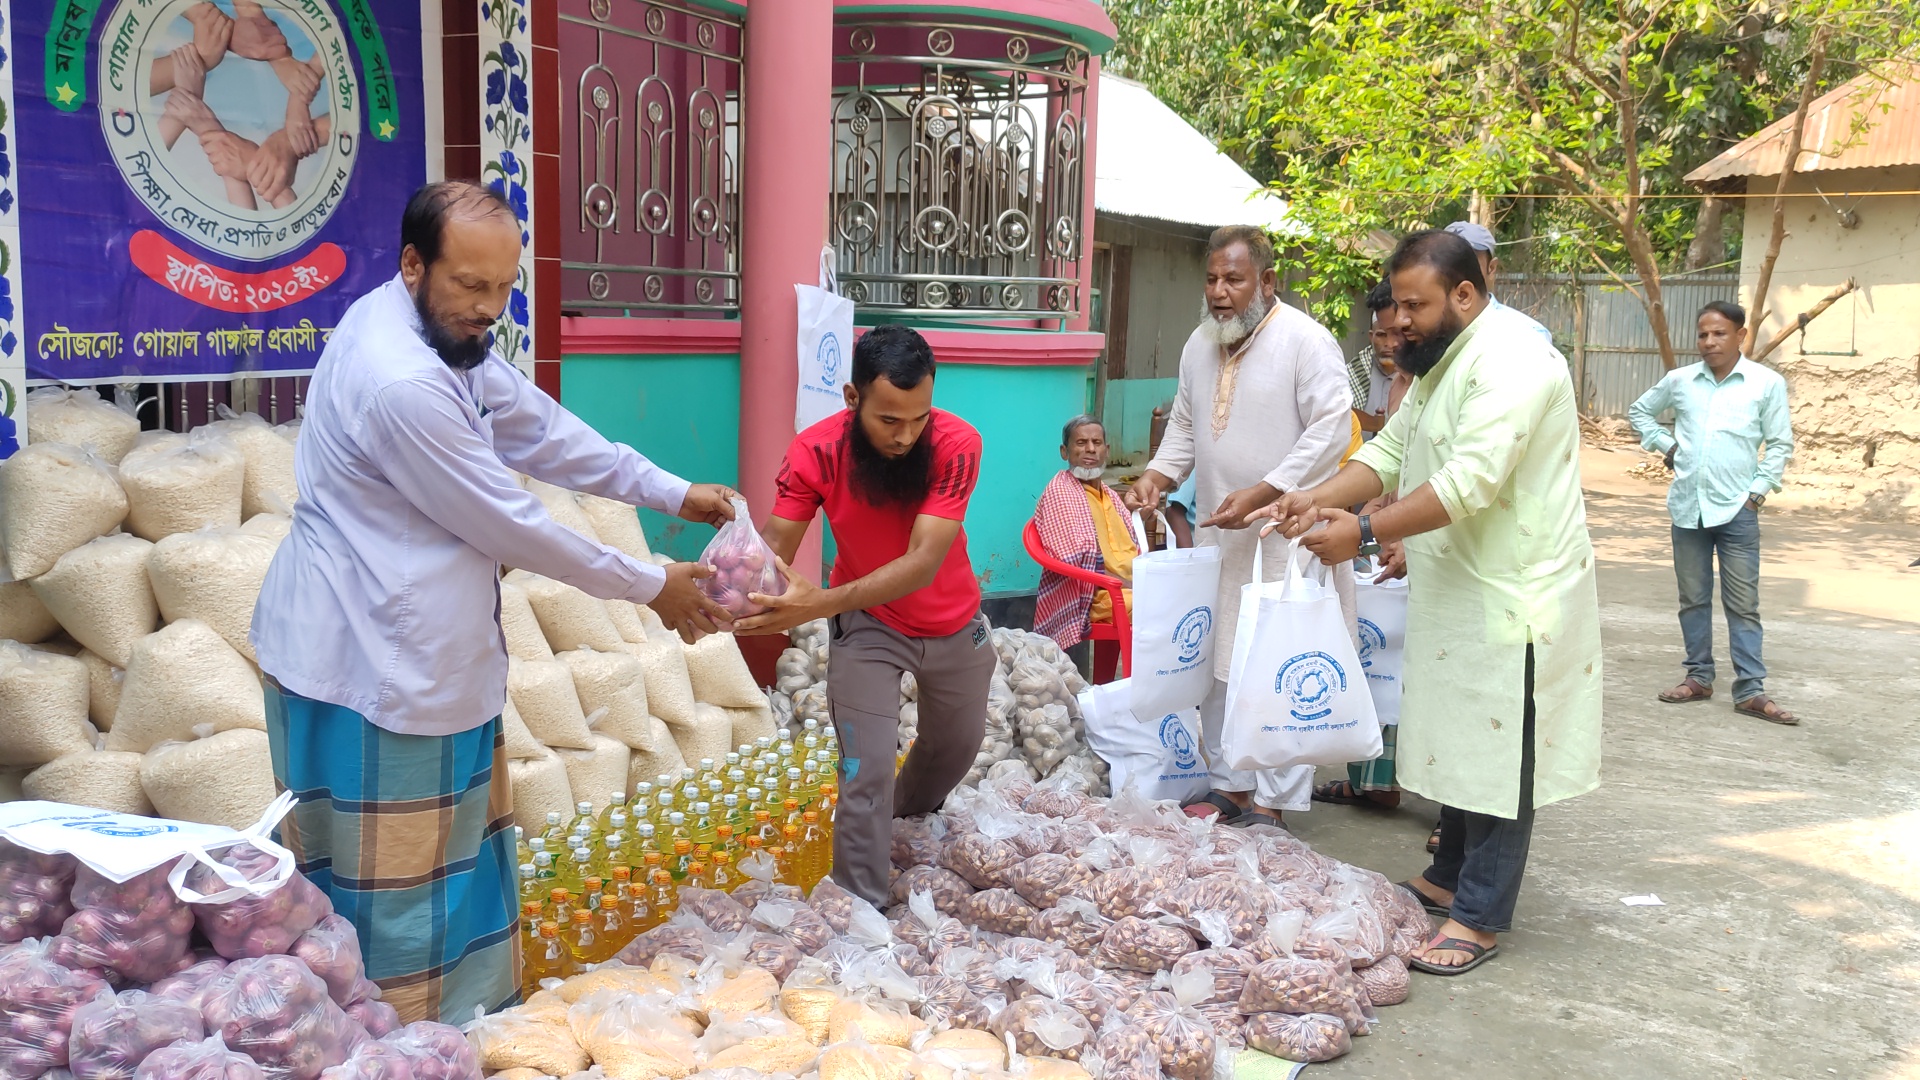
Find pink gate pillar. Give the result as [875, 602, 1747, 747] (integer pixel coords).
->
[740, 0, 833, 575]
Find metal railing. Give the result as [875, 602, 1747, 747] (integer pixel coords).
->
[559, 0, 743, 315]
[830, 18, 1091, 323]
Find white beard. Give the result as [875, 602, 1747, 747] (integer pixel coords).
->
[1070, 465, 1105, 481]
[1196, 292, 1273, 348]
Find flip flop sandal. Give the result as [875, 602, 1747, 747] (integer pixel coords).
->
[1234, 808, 1286, 830]
[1397, 881, 1450, 918]
[1426, 823, 1442, 854]
[1659, 679, 1713, 704]
[1182, 792, 1244, 825]
[1312, 780, 1371, 806]
[1735, 697, 1799, 726]
[1408, 936, 1499, 976]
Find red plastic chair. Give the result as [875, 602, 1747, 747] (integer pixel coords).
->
[1022, 519, 1132, 683]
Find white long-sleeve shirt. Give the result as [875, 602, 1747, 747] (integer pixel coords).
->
[252, 276, 690, 736]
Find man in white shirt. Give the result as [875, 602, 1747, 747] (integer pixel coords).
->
[253, 181, 735, 1022]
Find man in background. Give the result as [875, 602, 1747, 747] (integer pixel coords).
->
[1347, 281, 1401, 437]
[1628, 300, 1795, 724]
[1443, 221, 1559, 352]
[1032, 416, 1139, 682]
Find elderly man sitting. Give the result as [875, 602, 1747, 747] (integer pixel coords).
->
[1032, 415, 1139, 681]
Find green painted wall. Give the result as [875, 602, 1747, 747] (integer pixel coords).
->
[1103, 377, 1179, 463]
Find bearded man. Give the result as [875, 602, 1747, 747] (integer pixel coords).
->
[1032, 415, 1140, 682]
[254, 182, 737, 1022]
[736, 325, 995, 907]
[1124, 225, 1357, 827]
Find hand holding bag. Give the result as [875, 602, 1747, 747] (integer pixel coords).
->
[1126, 510, 1223, 719]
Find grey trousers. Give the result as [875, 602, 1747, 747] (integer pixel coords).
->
[825, 609, 996, 906]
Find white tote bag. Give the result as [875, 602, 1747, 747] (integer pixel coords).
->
[795, 246, 856, 432]
[1353, 561, 1409, 726]
[1221, 531, 1380, 771]
[0, 791, 300, 903]
[1078, 678, 1210, 806]
[1126, 510, 1223, 720]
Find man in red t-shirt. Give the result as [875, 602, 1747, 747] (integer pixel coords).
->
[737, 324, 995, 905]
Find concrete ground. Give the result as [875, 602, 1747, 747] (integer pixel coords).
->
[1281, 447, 1920, 1079]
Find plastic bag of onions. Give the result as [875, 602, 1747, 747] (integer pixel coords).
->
[188, 844, 333, 960]
[0, 840, 77, 944]
[50, 864, 197, 985]
[0, 937, 111, 1080]
[133, 1034, 266, 1080]
[68, 988, 206, 1080]
[694, 498, 787, 618]
[202, 955, 369, 1080]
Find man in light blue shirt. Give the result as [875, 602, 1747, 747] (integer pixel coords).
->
[1628, 300, 1796, 725]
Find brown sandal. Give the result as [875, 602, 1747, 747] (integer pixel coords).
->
[1736, 696, 1798, 726]
[1659, 678, 1713, 704]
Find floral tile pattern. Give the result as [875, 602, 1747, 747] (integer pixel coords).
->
[0, 1, 23, 457]
[480, 0, 534, 378]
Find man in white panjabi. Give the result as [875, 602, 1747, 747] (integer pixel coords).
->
[1126, 225, 1357, 826]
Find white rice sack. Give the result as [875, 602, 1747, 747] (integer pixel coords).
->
[685, 633, 765, 708]
[275, 418, 301, 444]
[0, 641, 96, 767]
[513, 571, 624, 652]
[557, 733, 631, 814]
[559, 648, 655, 750]
[140, 728, 276, 829]
[24, 387, 141, 464]
[23, 750, 153, 815]
[118, 430, 245, 541]
[629, 638, 696, 727]
[208, 411, 299, 518]
[145, 526, 277, 662]
[77, 649, 124, 730]
[606, 599, 649, 644]
[107, 620, 266, 753]
[506, 656, 596, 750]
[28, 534, 158, 668]
[0, 578, 60, 643]
[501, 695, 545, 761]
[499, 580, 555, 661]
[722, 701, 777, 751]
[0, 768, 26, 802]
[30, 638, 82, 656]
[525, 480, 602, 542]
[0, 442, 130, 579]
[578, 495, 653, 561]
[635, 603, 670, 640]
[239, 513, 292, 542]
[511, 747, 574, 830]
[627, 717, 686, 790]
[668, 703, 732, 768]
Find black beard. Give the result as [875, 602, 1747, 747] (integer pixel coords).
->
[1397, 309, 1466, 378]
[847, 409, 934, 508]
[414, 280, 490, 371]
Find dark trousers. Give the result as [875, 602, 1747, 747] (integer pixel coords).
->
[825, 609, 996, 906]
[1423, 646, 1536, 934]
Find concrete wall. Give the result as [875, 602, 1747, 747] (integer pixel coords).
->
[1096, 216, 1211, 381]
[1738, 166, 1920, 521]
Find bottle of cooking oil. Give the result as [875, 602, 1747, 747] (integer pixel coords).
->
[715, 823, 737, 863]
[709, 850, 738, 892]
[570, 801, 597, 841]
[540, 811, 568, 851]
[649, 869, 677, 920]
[751, 808, 780, 850]
[640, 850, 664, 894]
[741, 834, 766, 872]
[797, 810, 828, 892]
[564, 908, 598, 968]
[565, 847, 593, 896]
[519, 900, 544, 975]
[634, 822, 660, 866]
[531, 851, 557, 893]
[548, 887, 575, 928]
[691, 802, 718, 849]
[653, 788, 676, 833]
[670, 838, 694, 882]
[720, 794, 746, 841]
[819, 783, 838, 840]
[686, 860, 711, 891]
[595, 792, 628, 838]
[621, 879, 654, 939]
[666, 810, 690, 852]
[527, 920, 570, 992]
[782, 797, 803, 831]
[798, 761, 822, 812]
[632, 781, 653, 818]
[776, 824, 801, 885]
[594, 872, 627, 961]
[580, 876, 603, 914]
[518, 862, 542, 911]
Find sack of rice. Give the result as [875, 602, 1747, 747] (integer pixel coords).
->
[140, 728, 276, 829]
[107, 620, 266, 753]
[499, 580, 554, 661]
[0, 578, 61, 643]
[0, 443, 130, 579]
[501, 695, 545, 760]
[28, 534, 158, 668]
[635, 603, 670, 641]
[722, 701, 777, 751]
[627, 718, 686, 790]
[630, 637, 697, 727]
[668, 703, 733, 768]
[76, 650, 123, 730]
[119, 430, 245, 542]
[525, 480, 603, 544]
[0, 641, 96, 766]
[685, 634, 764, 708]
[507, 657, 596, 750]
[145, 527, 277, 663]
[23, 751, 153, 815]
[605, 599, 649, 644]
[510, 747, 574, 830]
[30, 637, 83, 656]
[578, 496, 653, 562]
[0, 768, 25, 801]
[25, 388, 141, 464]
[558, 648, 654, 750]
[513, 571, 624, 653]
[557, 733, 631, 814]
[208, 411, 298, 518]
[239, 513, 292, 543]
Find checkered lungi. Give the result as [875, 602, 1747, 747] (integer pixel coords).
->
[263, 680, 519, 1024]
[1346, 724, 1398, 792]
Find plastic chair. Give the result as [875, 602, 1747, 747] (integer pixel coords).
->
[1022, 519, 1131, 683]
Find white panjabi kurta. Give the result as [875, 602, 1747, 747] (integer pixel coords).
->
[1146, 301, 1356, 680]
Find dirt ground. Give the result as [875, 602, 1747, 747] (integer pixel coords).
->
[1282, 445, 1920, 1079]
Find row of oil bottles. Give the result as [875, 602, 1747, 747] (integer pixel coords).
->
[515, 721, 883, 996]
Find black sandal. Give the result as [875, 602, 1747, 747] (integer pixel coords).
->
[1312, 780, 1370, 805]
[1426, 822, 1442, 854]
[1181, 792, 1244, 825]
[1397, 880, 1450, 918]
[1409, 935, 1499, 976]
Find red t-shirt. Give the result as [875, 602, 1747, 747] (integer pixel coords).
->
[772, 408, 982, 638]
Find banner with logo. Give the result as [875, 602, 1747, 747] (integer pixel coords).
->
[1126, 510, 1223, 720]
[17, 0, 424, 384]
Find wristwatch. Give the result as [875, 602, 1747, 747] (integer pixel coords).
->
[1357, 515, 1382, 558]
[1747, 493, 1766, 509]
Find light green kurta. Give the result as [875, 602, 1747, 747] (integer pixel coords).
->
[1349, 309, 1603, 818]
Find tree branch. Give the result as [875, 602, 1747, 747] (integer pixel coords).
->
[1751, 278, 1856, 364]
[1748, 26, 1831, 335]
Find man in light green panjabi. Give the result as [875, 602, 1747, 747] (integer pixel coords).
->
[1258, 229, 1602, 978]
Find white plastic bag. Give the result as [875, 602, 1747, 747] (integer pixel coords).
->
[0, 792, 297, 901]
[1352, 561, 1408, 726]
[1221, 533, 1379, 771]
[795, 247, 854, 433]
[1126, 512, 1222, 720]
[1076, 678, 1207, 806]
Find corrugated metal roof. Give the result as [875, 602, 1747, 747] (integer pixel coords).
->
[1686, 69, 1920, 183]
[1094, 73, 1300, 234]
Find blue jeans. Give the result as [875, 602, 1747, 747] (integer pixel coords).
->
[1672, 506, 1765, 701]
[1423, 647, 1535, 935]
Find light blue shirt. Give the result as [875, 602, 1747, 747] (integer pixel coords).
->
[1628, 357, 1793, 530]
[253, 276, 690, 736]
[1487, 295, 1565, 364]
